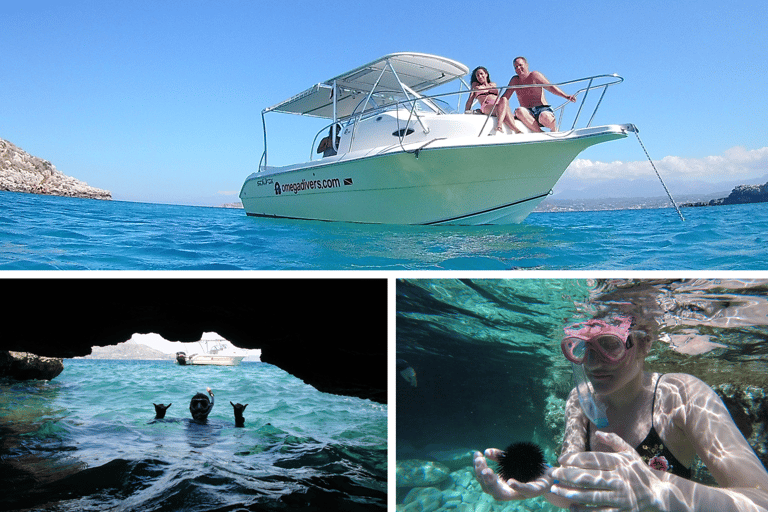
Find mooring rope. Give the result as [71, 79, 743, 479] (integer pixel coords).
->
[633, 127, 685, 222]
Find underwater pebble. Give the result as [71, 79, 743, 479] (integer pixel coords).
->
[474, 502, 492, 512]
[442, 489, 463, 503]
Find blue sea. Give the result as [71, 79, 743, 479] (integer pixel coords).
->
[0, 360, 387, 511]
[2, 190, 766, 270]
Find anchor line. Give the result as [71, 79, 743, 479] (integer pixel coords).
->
[633, 128, 685, 222]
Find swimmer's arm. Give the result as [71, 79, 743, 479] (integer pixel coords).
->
[542, 388, 588, 508]
[670, 375, 768, 511]
[654, 472, 768, 512]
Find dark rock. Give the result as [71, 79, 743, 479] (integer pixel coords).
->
[1, 279, 386, 404]
[721, 183, 768, 205]
[682, 182, 768, 208]
[0, 351, 64, 381]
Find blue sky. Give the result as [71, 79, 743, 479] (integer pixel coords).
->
[3, 0, 767, 205]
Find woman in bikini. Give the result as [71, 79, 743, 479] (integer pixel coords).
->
[474, 315, 768, 511]
[464, 66, 519, 134]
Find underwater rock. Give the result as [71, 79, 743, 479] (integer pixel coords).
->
[396, 459, 450, 488]
[426, 448, 476, 471]
[544, 394, 567, 443]
[0, 351, 64, 381]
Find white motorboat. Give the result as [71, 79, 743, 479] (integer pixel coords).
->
[239, 52, 635, 225]
[176, 338, 245, 366]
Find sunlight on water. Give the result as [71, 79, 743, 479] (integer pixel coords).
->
[397, 279, 768, 511]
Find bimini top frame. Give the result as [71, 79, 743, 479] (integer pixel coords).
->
[259, 53, 469, 168]
[264, 52, 469, 119]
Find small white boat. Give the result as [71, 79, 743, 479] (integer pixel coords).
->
[239, 52, 635, 225]
[176, 339, 245, 366]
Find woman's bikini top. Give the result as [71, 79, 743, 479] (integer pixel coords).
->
[586, 373, 692, 479]
[474, 85, 498, 101]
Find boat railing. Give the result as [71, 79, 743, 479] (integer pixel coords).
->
[269, 73, 624, 169]
[429, 73, 625, 138]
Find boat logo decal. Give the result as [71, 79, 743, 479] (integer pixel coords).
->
[273, 177, 352, 195]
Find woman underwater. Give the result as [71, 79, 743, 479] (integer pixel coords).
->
[473, 315, 768, 511]
[464, 66, 519, 134]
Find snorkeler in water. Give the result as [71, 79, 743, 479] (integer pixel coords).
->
[473, 315, 768, 511]
[189, 387, 214, 422]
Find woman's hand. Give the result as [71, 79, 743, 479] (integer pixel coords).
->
[473, 449, 554, 501]
[551, 431, 667, 511]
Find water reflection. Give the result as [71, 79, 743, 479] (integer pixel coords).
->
[396, 278, 768, 511]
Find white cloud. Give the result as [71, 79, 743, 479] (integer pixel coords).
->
[566, 146, 768, 182]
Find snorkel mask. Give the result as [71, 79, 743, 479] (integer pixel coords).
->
[561, 316, 633, 429]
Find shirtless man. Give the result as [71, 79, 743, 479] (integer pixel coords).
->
[501, 57, 576, 132]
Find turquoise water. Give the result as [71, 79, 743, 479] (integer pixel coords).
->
[396, 279, 768, 511]
[0, 360, 387, 511]
[2, 190, 767, 270]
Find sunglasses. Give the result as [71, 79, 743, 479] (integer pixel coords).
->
[561, 317, 634, 365]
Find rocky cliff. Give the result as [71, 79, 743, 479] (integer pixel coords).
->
[682, 182, 768, 207]
[79, 342, 175, 361]
[0, 138, 111, 200]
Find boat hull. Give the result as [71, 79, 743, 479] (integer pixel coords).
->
[189, 355, 244, 366]
[179, 355, 244, 366]
[240, 124, 632, 225]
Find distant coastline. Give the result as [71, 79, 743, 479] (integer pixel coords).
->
[75, 342, 174, 361]
[680, 183, 768, 208]
[536, 183, 768, 213]
[535, 193, 722, 213]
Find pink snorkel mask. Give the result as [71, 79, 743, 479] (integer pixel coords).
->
[561, 316, 634, 365]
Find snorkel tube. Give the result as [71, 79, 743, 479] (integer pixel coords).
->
[572, 362, 609, 428]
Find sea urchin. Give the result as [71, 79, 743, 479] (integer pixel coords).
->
[496, 441, 547, 483]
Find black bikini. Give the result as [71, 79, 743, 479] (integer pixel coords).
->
[586, 374, 692, 479]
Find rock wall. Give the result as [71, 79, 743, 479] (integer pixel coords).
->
[0, 352, 64, 381]
[0, 138, 111, 200]
[1, 279, 387, 404]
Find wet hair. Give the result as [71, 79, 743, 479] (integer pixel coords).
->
[470, 66, 491, 86]
[513, 56, 528, 65]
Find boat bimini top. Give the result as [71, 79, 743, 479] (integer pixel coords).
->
[263, 52, 469, 120]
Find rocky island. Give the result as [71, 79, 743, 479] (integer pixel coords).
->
[682, 182, 768, 208]
[1, 138, 111, 200]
